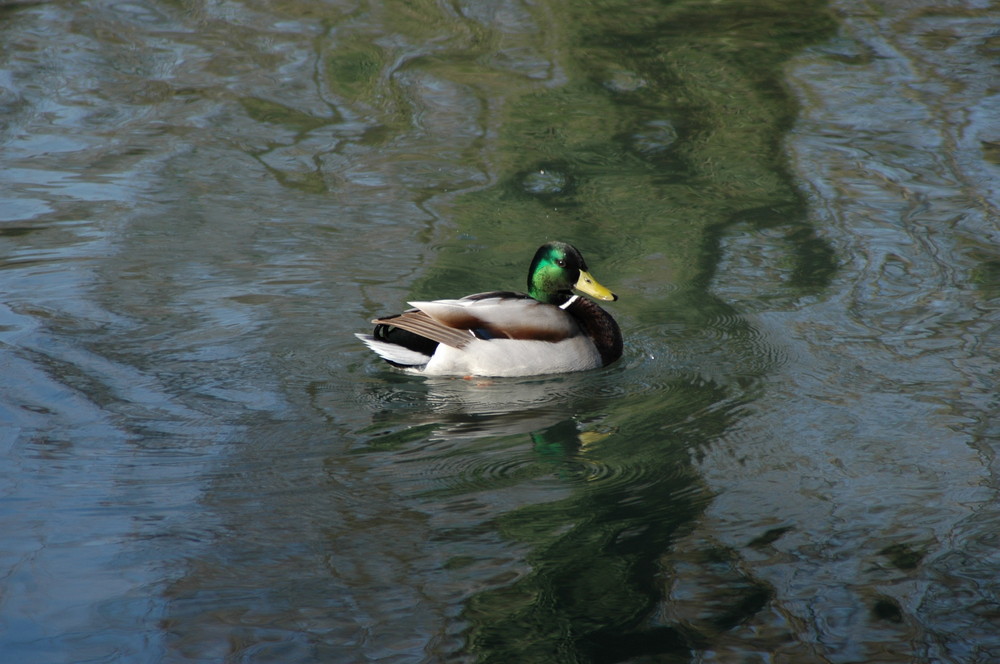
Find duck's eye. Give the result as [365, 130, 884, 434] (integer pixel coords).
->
[556, 259, 567, 268]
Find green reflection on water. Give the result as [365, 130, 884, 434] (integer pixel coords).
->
[339, 0, 837, 659]
[415, 0, 837, 307]
[390, 0, 838, 660]
[463, 385, 728, 662]
[327, 43, 387, 100]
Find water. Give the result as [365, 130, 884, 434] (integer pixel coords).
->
[1, 0, 998, 662]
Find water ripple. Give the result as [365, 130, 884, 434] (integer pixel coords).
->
[572, 455, 648, 488]
[384, 422, 659, 500]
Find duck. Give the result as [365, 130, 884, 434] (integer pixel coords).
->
[355, 241, 623, 377]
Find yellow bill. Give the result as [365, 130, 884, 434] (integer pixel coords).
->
[574, 270, 618, 301]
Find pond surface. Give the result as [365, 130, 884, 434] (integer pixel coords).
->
[1, 0, 998, 662]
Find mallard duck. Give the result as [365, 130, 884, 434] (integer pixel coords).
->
[356, 242, 623, 377]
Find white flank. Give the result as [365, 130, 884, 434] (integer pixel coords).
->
[423, 338, 601, 377]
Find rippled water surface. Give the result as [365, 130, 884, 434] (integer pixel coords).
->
[2, 0, 998, 662]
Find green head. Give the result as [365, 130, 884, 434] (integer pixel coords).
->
[527, 241, 618, 305]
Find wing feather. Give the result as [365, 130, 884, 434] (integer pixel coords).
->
[372, 294, 582, 353]
[373, 309, 473, 349]
[410, 296, 578, 343]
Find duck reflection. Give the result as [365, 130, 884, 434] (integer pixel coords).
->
[354, 369, 733, 661]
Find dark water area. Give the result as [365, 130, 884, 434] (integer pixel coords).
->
[1, 0, 998, 662]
